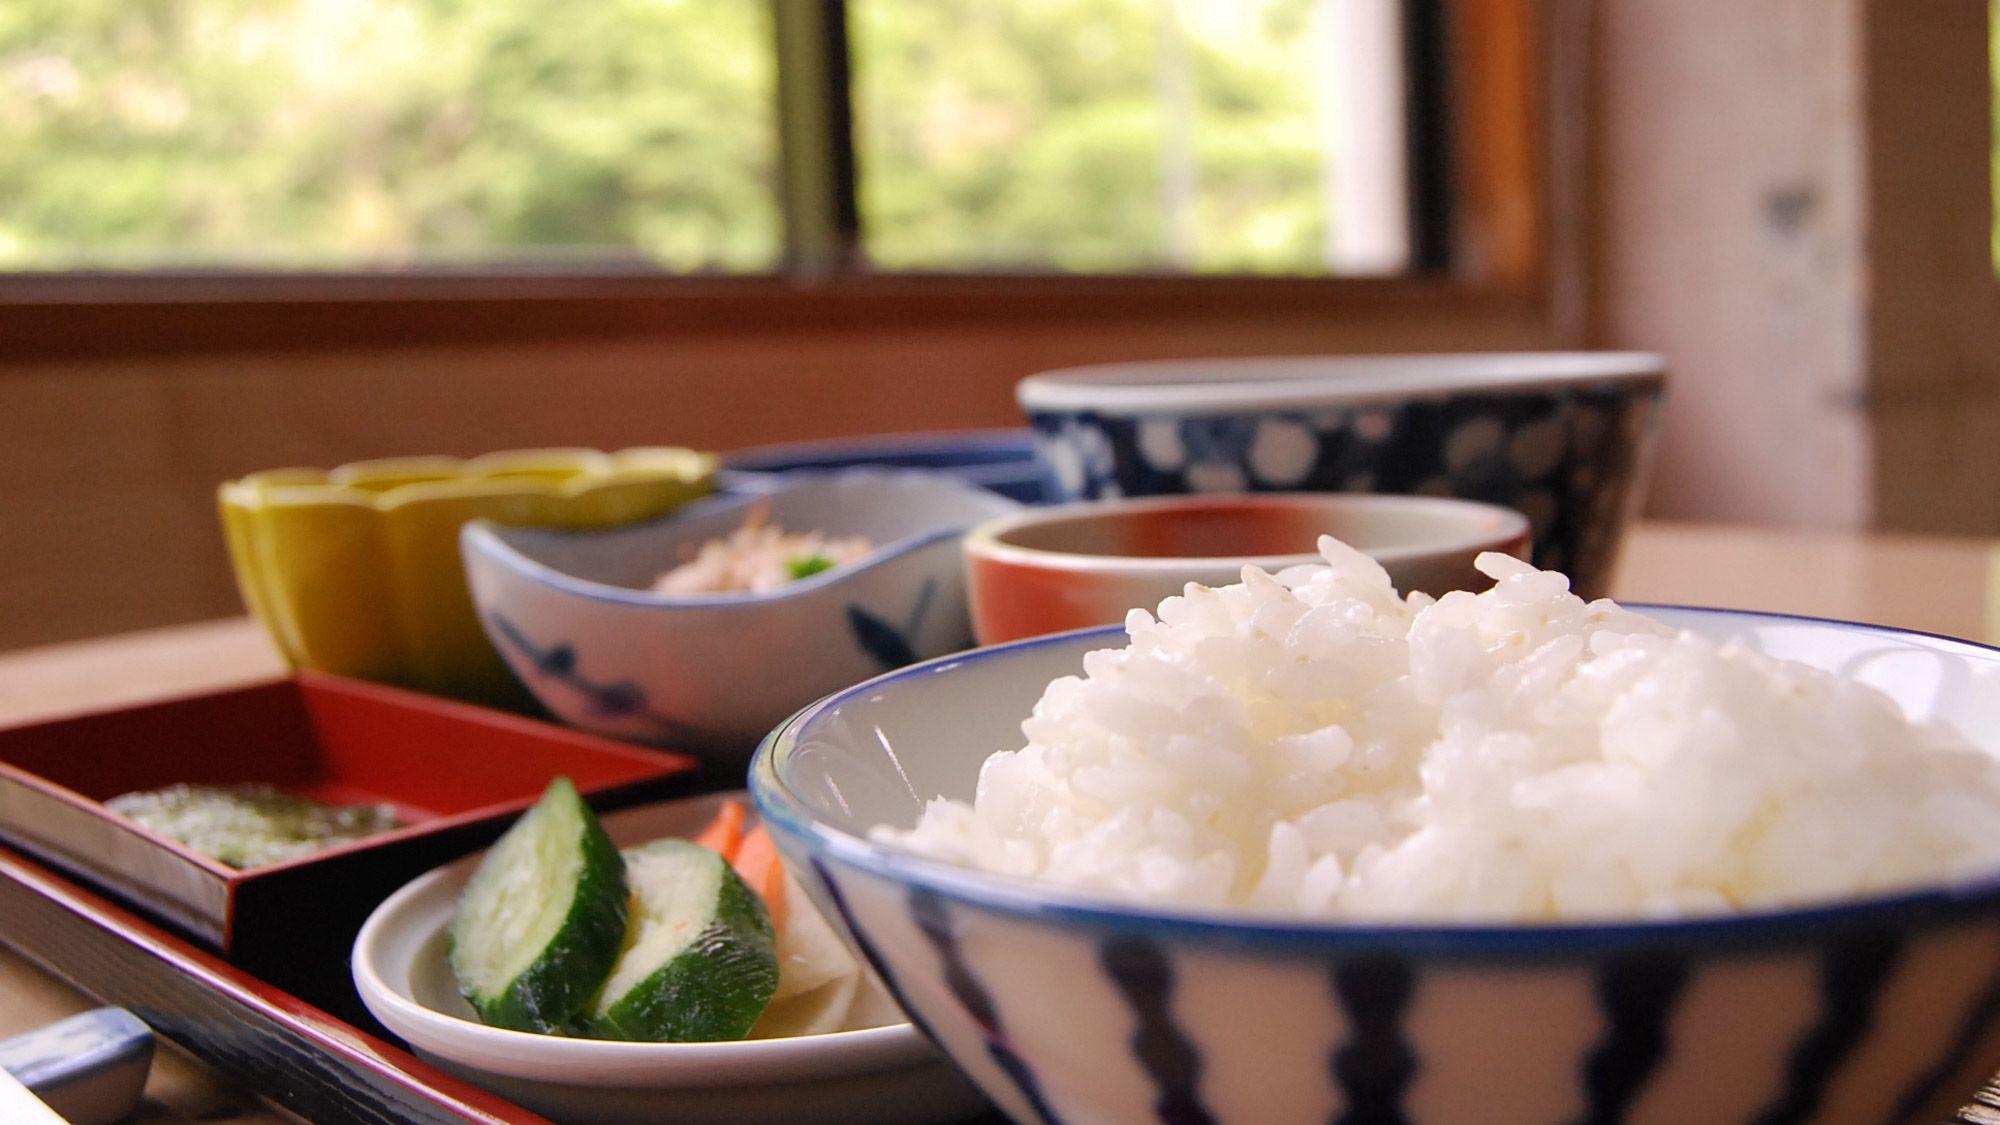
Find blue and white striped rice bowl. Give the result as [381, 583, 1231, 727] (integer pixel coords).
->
[750, 609, 2000, 1125]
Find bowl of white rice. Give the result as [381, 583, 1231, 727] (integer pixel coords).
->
[750, 540, 2000, 1125]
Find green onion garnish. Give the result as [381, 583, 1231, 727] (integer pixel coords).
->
[786, 554, 836, 581]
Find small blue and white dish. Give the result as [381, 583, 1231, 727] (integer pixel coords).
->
[460, 471, 1022, 771]
[0, 1007, 153, 1125]
[1018, 352, 1667, 599]
[752, 607, 2000, 1125]
[723, 429, 1057, 505]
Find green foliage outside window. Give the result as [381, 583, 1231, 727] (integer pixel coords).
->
[854, 0, 1330, 274]
[0, 0, 778, 270]
[1, 0, 1336, 275]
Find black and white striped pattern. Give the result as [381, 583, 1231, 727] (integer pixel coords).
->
[749, 594, 2000, 1125]
[815, 861, 2000, 1125]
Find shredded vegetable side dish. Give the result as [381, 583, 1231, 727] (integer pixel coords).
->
[653, 501, 872, 595]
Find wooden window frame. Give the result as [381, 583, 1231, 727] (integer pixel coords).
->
[0, 0, 1567, 365]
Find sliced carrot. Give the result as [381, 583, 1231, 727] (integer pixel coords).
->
[690, 801, 785, 928]
[691, 799, 747, 863]
[731, 823, 789, 932]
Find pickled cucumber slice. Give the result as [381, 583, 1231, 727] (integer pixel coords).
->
[585, 838, 779, 1042]
[448, 777, 628, 1033]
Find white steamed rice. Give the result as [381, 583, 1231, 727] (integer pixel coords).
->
[876, 539, 2000, 921]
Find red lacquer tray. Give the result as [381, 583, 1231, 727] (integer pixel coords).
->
[0, 841, 556, 1125]
[0, 671, 700, 1034]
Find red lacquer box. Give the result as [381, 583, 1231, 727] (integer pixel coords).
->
[0, 670, 698, 1031]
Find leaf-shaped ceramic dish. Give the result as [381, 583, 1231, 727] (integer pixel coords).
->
[220, 447, 717, 711]
[459, 470, 1022, 771]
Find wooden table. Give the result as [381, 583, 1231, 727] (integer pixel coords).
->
[1606, 521, 1999, 644]
[4, 521, 1994, 734]
[2, 520, 1998, 1124]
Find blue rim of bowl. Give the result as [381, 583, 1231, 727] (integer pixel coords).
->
[751, 607, 2000, 959]
[461, 471, 1015, 608]
[721, 428, 1038, 472]
[1015, 351, 1667, 414]
[719, 430, 1057, 505]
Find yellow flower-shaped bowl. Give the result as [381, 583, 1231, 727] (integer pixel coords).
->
[219, 447, 716, 711]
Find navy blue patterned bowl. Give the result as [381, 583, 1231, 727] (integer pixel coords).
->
[752, 608, 2000, 1125]
[723, 429, 1058, 505]
[1018, 353, 1666, 600]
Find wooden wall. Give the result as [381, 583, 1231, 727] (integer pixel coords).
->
[0, 306, 1553, 651]
[1589, 0, 1873, 528]
[1866, 0, 2000, 534]
[1590, 0, 2000, 538]
[7, 0, 1998, 652]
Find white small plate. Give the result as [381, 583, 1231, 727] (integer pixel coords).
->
[353, 790, 991, 1125]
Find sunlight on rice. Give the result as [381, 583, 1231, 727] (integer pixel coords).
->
[875, 538, 2000, 921]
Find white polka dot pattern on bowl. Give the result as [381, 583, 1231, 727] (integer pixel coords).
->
[1027, 381, 1664, 600]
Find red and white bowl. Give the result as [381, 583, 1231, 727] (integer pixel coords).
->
[962, 492, 1530, 645]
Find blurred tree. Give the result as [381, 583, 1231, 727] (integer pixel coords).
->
[0, 0, 1333, 274]
[852, 0, 1328, 274]
[0, 0, 778, 269]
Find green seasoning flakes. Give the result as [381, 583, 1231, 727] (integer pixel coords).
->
[105, 784, 403, 869]
[784, 554, 836, 581]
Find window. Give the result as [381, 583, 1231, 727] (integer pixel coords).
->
[852, 0, 1419, 276]
[2, 0, 1454, 277]
[0, 0, 1550, 361]
[1, 0, 780, 271]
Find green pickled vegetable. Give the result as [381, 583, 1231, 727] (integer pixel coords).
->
[583, 837, 779, 1042]
[448, 777, 629, 1033]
